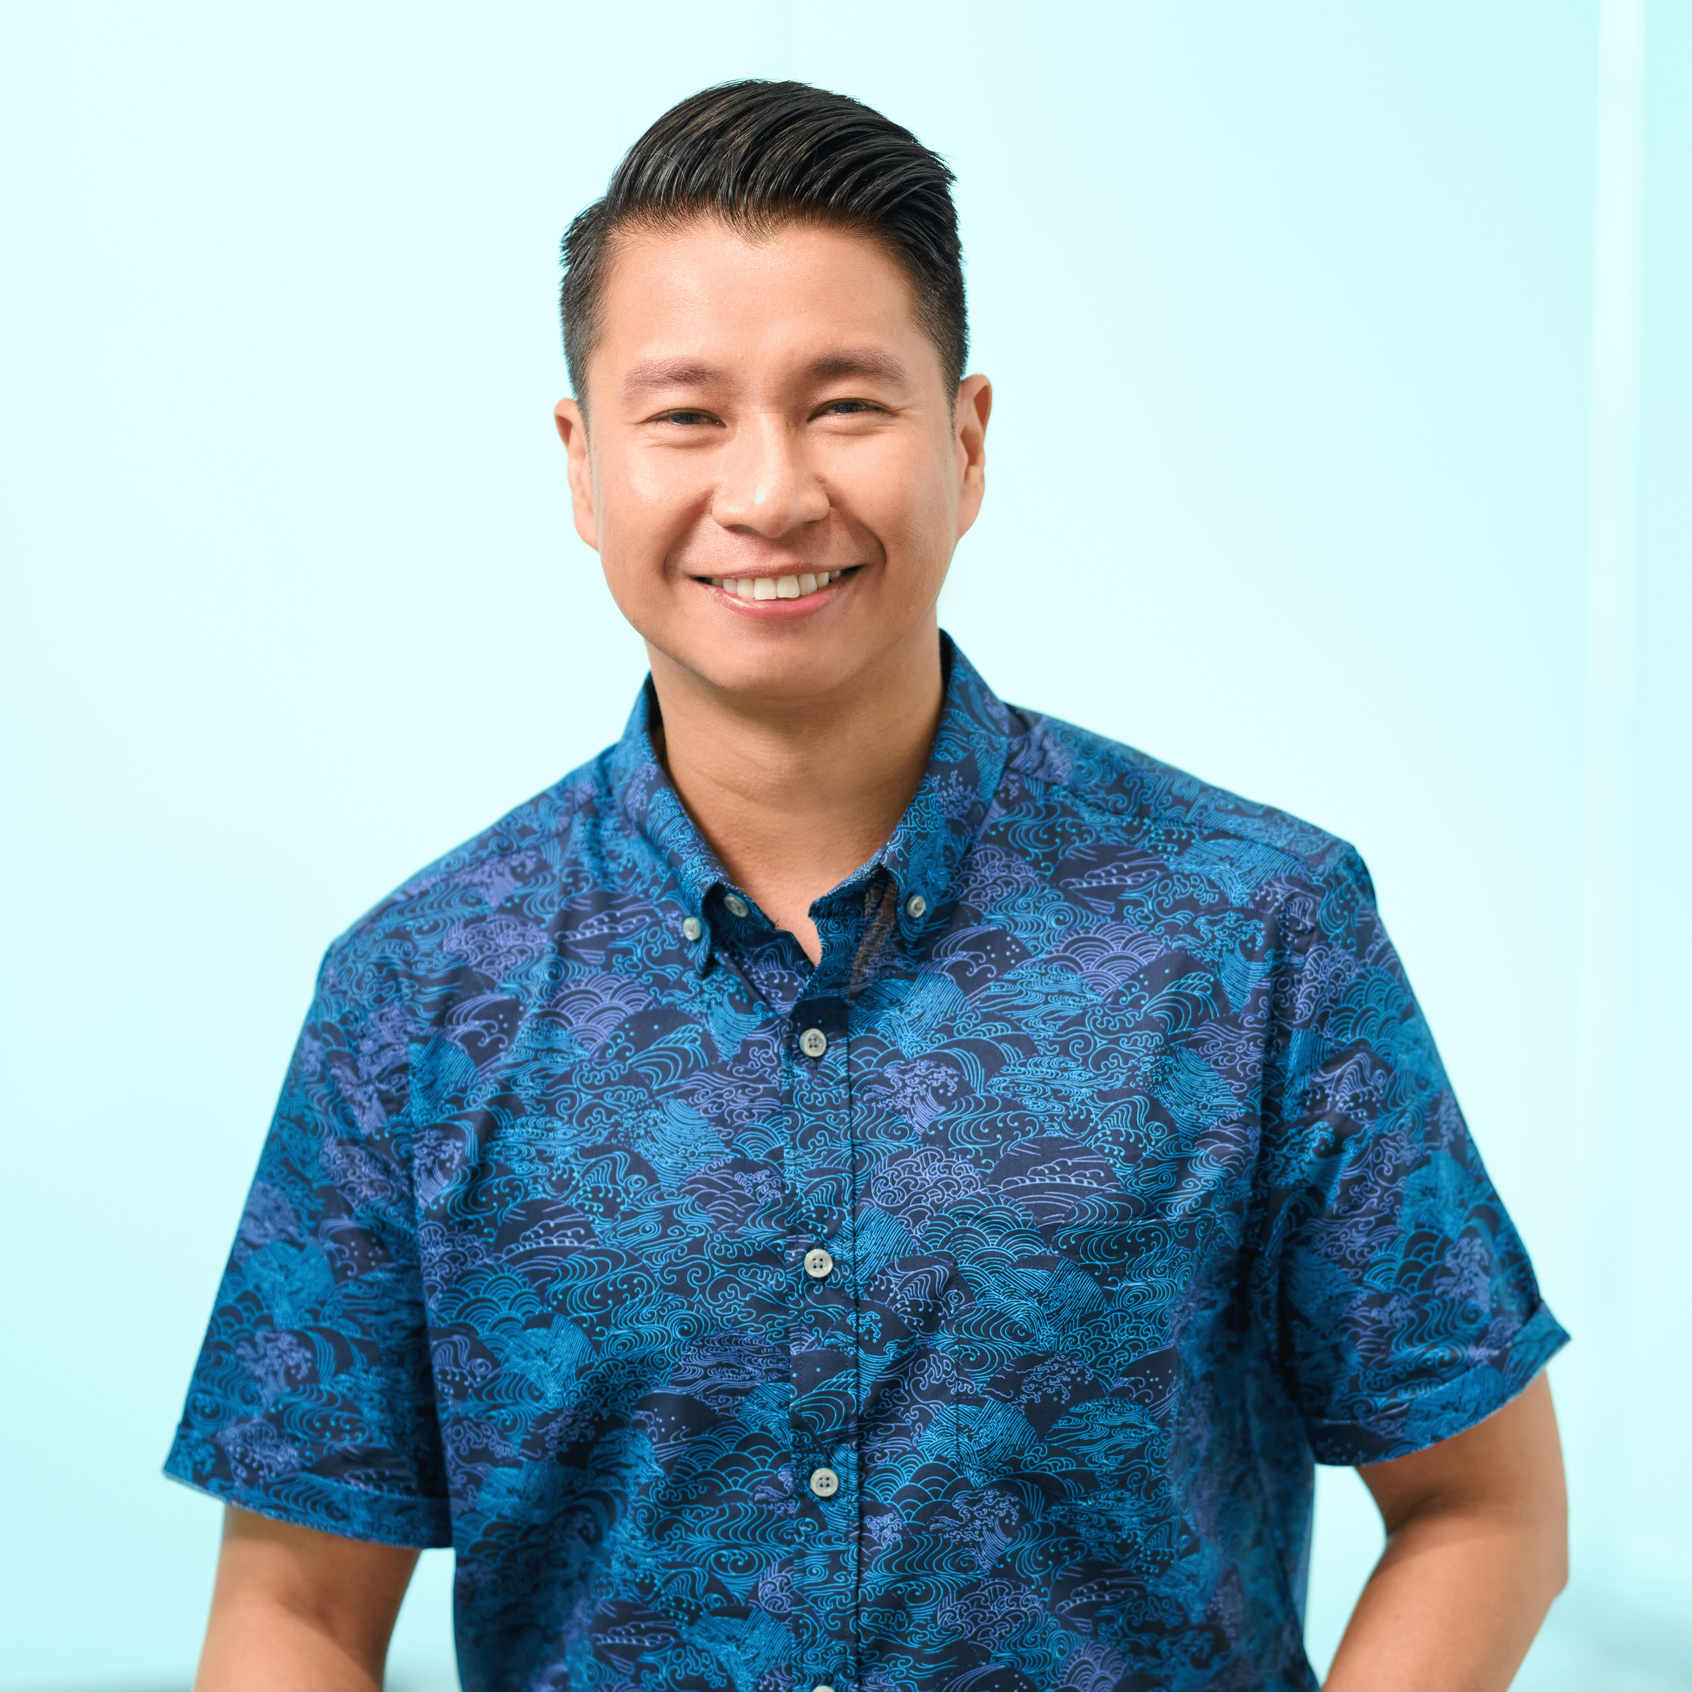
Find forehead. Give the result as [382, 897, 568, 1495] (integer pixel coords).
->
[589, 217, 936, 389]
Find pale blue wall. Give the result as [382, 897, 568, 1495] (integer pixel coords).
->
[1, 4, 1685, 1687]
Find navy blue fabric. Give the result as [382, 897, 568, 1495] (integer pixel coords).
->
[167, 638, 1566, 1691]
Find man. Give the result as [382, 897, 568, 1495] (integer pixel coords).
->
[170, 81, 1568, 1692]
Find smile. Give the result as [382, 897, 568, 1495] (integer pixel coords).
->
[705, 570, 848, 602]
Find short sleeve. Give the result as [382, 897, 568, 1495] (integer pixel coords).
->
[164, 941, 451, 1546]
[1250, 850, 1568, 1466]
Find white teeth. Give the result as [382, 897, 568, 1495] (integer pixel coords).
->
[716, 570, 844, 601]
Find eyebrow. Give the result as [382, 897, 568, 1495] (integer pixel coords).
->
[620, 348, 911, 398]
[622, 360, 720, 396]
[806, 350, 909, 385]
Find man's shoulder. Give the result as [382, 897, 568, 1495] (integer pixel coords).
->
[318, 748, 619, 986]
[1008, 707, 1368, 903]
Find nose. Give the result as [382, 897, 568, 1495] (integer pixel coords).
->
[711, 415, 829, 539]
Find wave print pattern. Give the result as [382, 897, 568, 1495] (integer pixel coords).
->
[167, 638, 1565, 1692]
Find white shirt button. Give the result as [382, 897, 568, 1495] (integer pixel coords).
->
[799, 1027, 828, 1059]
[804, 1247, 834, 1279]
[809, 1466, 840, 1498]
[681, 917, 702, 942]
[906, 892, 927, 919]
[723, 893, 749, 918]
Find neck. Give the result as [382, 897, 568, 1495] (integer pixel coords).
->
[648, 621, 945, 965]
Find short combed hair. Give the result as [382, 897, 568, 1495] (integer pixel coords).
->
[560, 81, 967, 405]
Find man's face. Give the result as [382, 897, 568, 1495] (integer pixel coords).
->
[555, 218, 990, 709]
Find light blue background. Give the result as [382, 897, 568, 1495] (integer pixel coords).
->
[2, 3, 1685, 1687]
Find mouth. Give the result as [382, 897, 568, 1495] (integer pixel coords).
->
[699, 568, 856, 604]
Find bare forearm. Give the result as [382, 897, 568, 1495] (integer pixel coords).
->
[193, 1506, 419, 1692]
[196, 1596, 387, 1692]
[1323, 1506, 1564, 1692]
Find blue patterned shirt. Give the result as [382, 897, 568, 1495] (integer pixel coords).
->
[168, 638, 1565, 1692]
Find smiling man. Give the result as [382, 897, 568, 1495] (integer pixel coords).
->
[170, 82, 1569, 1692]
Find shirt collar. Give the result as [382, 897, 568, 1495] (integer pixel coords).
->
[610, 633, 1018, 950]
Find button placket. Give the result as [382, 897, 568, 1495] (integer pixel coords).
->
[785, 994, 858, 1692]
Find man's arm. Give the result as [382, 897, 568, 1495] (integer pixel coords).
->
[1324, 1371, 1567, 1691]
[194, 1505, 420, 1691]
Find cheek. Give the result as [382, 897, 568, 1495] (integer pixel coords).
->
[852, 447, 957, 587]
[592, 451, 701, 586]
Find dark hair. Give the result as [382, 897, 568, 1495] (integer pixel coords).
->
[560, 81, 966, 407]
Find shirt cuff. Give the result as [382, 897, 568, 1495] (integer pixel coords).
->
[1304, 1301, 1571, 1467]
[163, 1436, 453, 1549]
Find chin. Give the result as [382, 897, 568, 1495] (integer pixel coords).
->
[700, 648, 863, 702]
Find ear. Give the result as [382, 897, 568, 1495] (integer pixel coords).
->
[554, 397, 599, 551]
[953, 373, 993, 540]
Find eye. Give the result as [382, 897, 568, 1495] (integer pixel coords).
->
[818, 399, 882, 417]
[656, 409, 723, 427]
